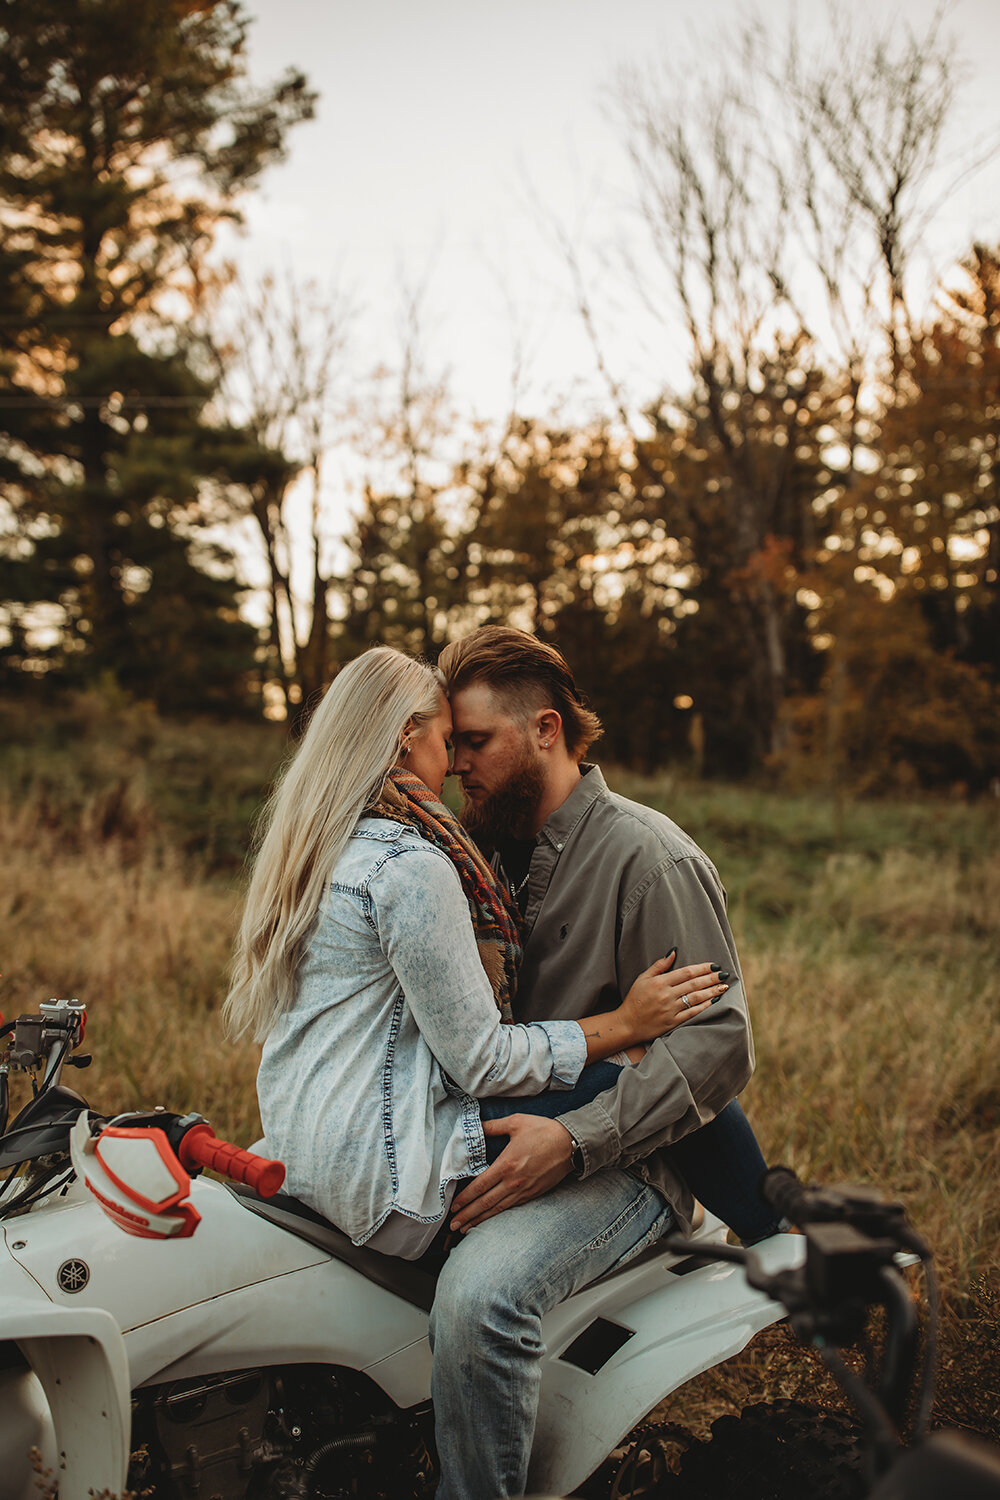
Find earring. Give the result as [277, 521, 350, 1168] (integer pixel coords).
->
[401, 742, 409, 759]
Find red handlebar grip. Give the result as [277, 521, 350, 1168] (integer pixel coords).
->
[178, 1123, 285, 1198]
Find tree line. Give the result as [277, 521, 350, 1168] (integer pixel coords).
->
[1, 0, 997, 790]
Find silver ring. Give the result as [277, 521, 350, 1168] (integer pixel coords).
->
[681, 995, 690, 1008]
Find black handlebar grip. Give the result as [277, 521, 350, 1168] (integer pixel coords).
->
[760, 1165, 812, 1225]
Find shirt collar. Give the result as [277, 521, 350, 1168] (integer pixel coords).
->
[536, 763, 607, 850]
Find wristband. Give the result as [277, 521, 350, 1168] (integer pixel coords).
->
[565, 1127, 586, 1177]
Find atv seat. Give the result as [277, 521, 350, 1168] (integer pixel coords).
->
[228, 1182, 728, 1315]
[226, 1183, 441, 1311]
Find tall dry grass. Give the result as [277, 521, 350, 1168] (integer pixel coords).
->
[609, 773, 1000, 1301]
[745, 847, 1000, 1291]
[613, 771, 1000, 1439]
[2, 704, 998, 1438]
[1, 789, 263, 1142]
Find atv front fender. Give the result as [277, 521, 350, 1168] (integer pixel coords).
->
[0, 1257, 130, 1500]
[529, 1228, 806, 1496]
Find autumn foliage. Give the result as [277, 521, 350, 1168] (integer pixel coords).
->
[0, 3, 997, 790]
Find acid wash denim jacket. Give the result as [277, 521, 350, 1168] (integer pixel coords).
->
[256, 817, 587, 1259]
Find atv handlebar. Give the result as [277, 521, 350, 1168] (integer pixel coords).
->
[760, 1163, 911, 1242]
[667, 1164, 943, 1486]
[177, 1123, 285, 1198]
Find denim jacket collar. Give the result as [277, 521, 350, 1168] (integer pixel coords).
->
[355, 815, 412, 843]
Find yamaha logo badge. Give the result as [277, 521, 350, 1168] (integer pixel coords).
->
[57, 1258, 90, 1294]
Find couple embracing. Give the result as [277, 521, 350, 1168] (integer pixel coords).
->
[224, 626, 781, 1500]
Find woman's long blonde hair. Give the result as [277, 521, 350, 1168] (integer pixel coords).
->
[223, 647, 443, 1041]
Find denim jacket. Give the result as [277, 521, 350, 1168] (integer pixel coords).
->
[256, 817, 587, 1257]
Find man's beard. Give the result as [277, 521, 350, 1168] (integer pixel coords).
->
[460, 747, 546, 851]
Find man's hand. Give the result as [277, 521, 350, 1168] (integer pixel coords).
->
[450, 1115, 575, 1232]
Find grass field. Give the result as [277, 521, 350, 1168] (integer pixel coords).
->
[2, 692, 998, 1443]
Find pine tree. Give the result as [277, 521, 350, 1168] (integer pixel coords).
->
[0, 0, 313, 706]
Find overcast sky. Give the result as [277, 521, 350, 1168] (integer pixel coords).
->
[231, 0, 1000, 421]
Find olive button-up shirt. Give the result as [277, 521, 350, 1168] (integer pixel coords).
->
[505, 765, 755, 1232]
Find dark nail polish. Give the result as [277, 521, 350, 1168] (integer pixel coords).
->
[718, 971, 730, 982]
[665, 946, 677, 959]
[710, 963, 722, 971]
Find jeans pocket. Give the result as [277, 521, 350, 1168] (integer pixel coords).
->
[592, 1187, 674, 1278]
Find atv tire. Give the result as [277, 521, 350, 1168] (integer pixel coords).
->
[661, 1398, 867, 1499]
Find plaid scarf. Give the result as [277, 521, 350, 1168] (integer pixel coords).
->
[365, 765, 521, 1022]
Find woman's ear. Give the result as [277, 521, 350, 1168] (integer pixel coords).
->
[399, 717, 416, 759]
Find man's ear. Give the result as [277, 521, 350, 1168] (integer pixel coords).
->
[536, 708, 562, 750]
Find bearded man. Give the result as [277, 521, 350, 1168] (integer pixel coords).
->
[425, 625, 771, 1500]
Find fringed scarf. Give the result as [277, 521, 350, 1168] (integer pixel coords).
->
[365, 765, 521, 1022]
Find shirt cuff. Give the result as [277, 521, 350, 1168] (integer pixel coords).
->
[551, 1098, 622, 1176]
[535, 1019, 588, 1089]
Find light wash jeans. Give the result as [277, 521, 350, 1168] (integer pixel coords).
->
[428, 1167, 672, 1500]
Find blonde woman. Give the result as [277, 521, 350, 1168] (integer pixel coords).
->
[224, 647, 725, 1260]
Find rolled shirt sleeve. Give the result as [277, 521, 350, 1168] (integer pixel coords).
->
[371, 845, 587, 1098]
[555, 853, 754, 1175]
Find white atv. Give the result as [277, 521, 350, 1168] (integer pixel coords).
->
[0, 997, 810, 1500]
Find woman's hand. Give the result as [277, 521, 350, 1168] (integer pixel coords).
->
[618, 952, 729, 1043]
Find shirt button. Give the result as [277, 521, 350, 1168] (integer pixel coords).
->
[556, 842, 563, 850]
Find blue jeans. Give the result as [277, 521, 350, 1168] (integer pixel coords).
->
[479, 1062, 781, 1244]
[428, 1166, 672, 1500]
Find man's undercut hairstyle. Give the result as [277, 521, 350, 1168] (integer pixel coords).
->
[439, 626, 602, 763]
